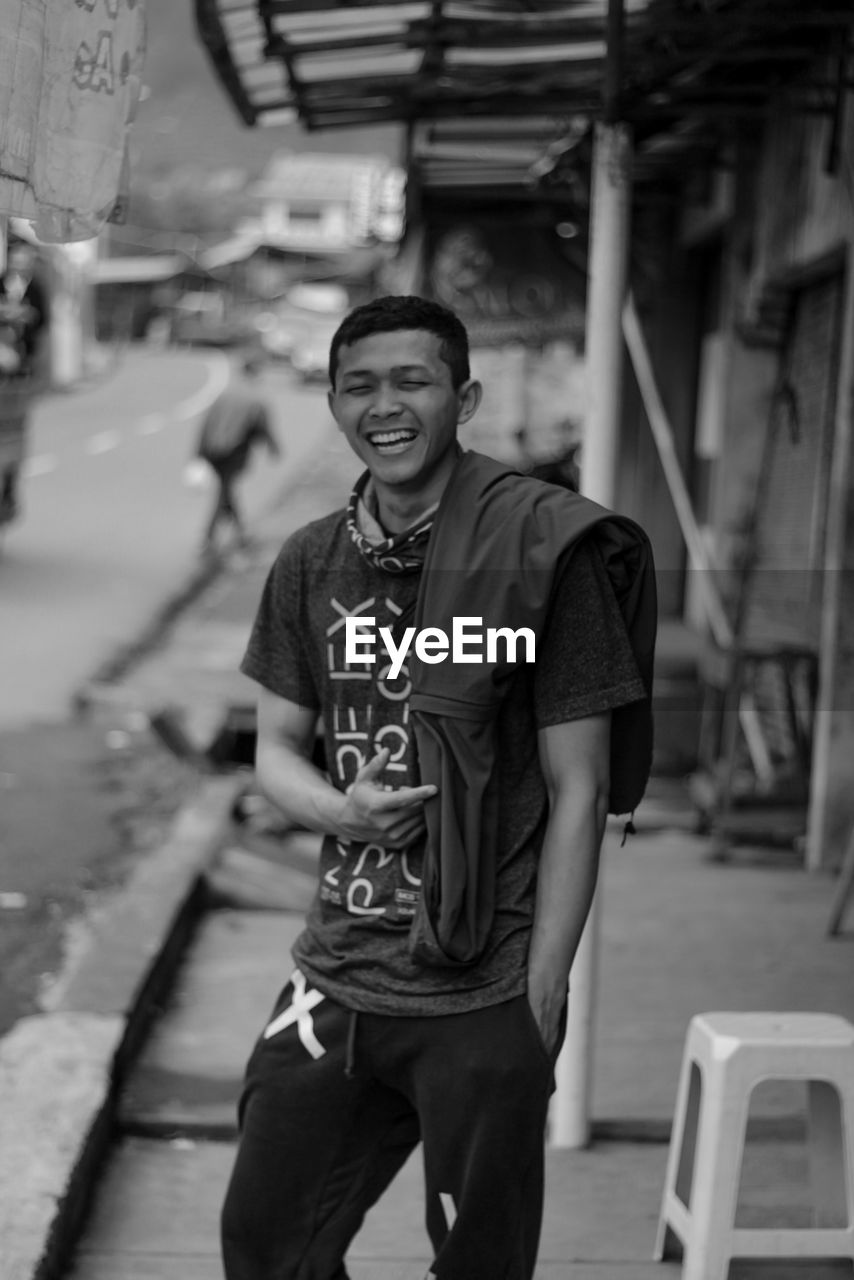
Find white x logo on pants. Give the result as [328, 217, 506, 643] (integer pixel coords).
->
[263, 968, 326, 1058]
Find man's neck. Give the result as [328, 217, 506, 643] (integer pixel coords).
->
[375, 491, 437, 534]
[372, 446, 463, 534]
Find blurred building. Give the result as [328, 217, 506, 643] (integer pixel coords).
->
[93, 250, 189, 344]
[244, 151, 405, 253]
[642, 92, 854, 864]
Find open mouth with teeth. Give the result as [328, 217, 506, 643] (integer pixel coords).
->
[366, 428, 419, 455]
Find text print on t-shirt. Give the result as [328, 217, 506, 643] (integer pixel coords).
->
[322, 593, 423, 922]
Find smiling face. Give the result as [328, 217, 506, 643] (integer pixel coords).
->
[328, 328, 481, 525]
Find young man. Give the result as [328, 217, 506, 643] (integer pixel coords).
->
[195, 355, 280, 555]
[222, 295, 655, 1280]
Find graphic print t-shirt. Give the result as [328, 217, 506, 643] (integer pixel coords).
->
[240, 509, 646, 1015]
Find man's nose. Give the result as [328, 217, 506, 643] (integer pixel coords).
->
[367, 384, 402, 418]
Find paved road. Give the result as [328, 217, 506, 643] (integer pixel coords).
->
[0, 348, 333, 729]
[0, 347, 334, 1038]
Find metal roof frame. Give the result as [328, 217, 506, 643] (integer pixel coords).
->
[195, 1, 854, 196]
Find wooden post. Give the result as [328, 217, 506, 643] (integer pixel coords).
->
[550, 0, 631, 1148]
[623, 293, 733, 650]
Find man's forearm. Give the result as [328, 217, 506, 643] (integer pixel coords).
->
[256, 739, 346, 837]
[527, 786, 608, 1004]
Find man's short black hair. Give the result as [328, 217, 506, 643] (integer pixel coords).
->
[328, 295, 470, 389]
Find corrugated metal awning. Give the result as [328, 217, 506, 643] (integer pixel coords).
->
[195, 1, 854, 194]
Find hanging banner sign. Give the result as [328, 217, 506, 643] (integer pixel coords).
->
[0, 0, 146, 241]
[424, 218, 586, 347]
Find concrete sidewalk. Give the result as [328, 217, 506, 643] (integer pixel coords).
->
[65, 811, 854, 1279]
[6, 426, 854, 1279]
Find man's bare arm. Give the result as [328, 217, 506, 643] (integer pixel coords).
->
[254, 686, 436, 848]
[527, 712, 611, 1053]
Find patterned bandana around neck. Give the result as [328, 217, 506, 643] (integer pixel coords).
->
[346, 471, 438, 574]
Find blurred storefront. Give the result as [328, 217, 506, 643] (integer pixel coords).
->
[647, 88, 854, 866]
[421, 210, 586, 463]
[196, 0, 854, 867]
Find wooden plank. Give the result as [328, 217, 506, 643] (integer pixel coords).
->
[622, 293, 733, 649]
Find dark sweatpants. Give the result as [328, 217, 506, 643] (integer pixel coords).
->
[221, 970, 562, 1280]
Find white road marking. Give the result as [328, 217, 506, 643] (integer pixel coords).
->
[136, 413, 166, 435]
[0, 892, 28, 910]
[21, 454, 57, 478]
[171, 353, 230, 422]
[25, 355, 231, 477]
[86, 430, 120, 455]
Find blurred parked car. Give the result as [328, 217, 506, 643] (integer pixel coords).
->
[290, 318, 341, 383]
[171, 291, 255, 348]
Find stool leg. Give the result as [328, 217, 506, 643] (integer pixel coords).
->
[807, 1079, 847, 1228]
[845, 1082, 854, 1246]
[674, 1063, 703, 1209]
[681, 1073, 747, 1280]
[655, 1057, 701, 1260]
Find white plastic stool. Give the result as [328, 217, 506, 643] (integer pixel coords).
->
[654, 1012, 854, 1280]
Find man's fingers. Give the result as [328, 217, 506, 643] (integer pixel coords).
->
[355, 751, 437, 803]
[374, 784, 438, 811]
[357, 747, 390, 779]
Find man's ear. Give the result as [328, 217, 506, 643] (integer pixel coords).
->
[456, 378, 483, 425]
[327, 387, 341, 427]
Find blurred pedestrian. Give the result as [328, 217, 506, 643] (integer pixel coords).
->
[195, 355, 280, 555]
[0, 239, 48, 523]
[221, 295, 656, 1280]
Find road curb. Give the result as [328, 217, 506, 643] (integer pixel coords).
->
[0, 774, 244, 1280]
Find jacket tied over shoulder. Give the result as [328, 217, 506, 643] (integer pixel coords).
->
[407, 450, 658, 968]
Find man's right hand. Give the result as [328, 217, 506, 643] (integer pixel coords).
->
[336, 748, 437, 849]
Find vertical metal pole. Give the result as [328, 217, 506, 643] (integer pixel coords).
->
[550, 0, 632, 1150]
[580, 122, 633, 509]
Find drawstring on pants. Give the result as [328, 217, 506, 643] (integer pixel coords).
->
[344, 1009, 359, 1078]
